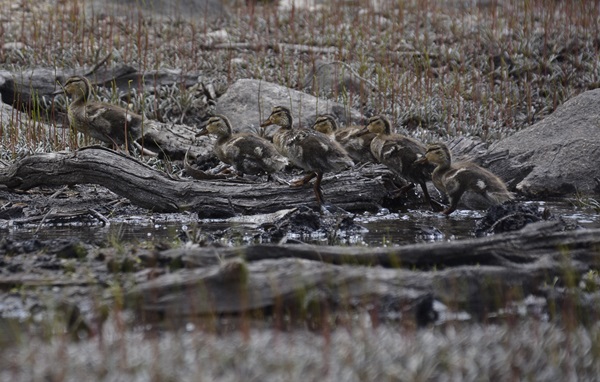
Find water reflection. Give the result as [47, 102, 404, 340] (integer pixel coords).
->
[2, 200, 599, 247]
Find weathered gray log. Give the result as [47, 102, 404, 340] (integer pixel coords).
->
[129, 257, 437, 325]
[129, 222, 597, 324]
[162, 221, 599, 269]
[0, 66, 203, 112]
[0, 147, 388, 216]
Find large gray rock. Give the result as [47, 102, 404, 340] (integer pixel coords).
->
[301, 60, 377, 98]
[88, 0, 227, 20]
[485, 88, 600, 197]
[216, 79, 365, 135]
[0, 99, 16, 129]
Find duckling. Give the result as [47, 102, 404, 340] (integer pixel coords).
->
[260, 106, 354, 205]
[367, 115, 438, 210]
[312, 114, 377, 164]
[57, 76, 144, 150]
[417, 142, 513, 215]
[196, 114, 288, 177]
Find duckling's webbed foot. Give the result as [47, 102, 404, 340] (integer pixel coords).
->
[430, 199, 446, 212]
[418, 182, 444, 212]
[390, 183, 415, 199]
[216, 166, 235, 175]
[290, 172, 317, 187]
[442, 196, 460, 215]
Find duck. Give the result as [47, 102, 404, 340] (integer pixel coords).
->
[312, 114, 377, 164]
[260, 106, 354, 205]
[56, 75, 145, 151]
[416, 142, 513, 215]
[195, 114, 288, 177]
[367, 115, 439, 210]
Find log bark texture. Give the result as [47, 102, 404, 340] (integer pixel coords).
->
[167, 221, 600, 269]
[129, 222, 600, 325]
[0, 147, 389, 216]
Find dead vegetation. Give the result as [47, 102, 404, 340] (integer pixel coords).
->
[1, 0, 600, 157]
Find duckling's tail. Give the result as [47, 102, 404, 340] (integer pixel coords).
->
[487, 190, 514, 205]
[329, 151, 355, 171]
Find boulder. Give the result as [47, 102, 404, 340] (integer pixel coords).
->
[301, 59, 377, 98]
[0, 100, 18, 129]
[87, 0, 228, 20]
[484, 88, 600, 197]
[215, 79, 365, 135]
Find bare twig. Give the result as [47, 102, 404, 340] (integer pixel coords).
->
[84, 52, 113, 77]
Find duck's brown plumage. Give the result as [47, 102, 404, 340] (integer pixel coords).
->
[419, 142, 513, 215]
[197, 114, 288, 176]
[312, 114, 376, 164]
[261, 106, 354, 204]
[61, 75, 143, 148]
[367, 115, 438, 210]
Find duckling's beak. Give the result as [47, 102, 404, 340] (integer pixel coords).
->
[260, 117, 273, 128]
[51, 88, 64, 97]
[414, 155, 428, 164]
[356, 126, 371, 136]
[195, 128, 209, 137]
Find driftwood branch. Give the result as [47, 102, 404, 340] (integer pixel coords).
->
[199, 42, 343, 55]
[129, 222, 599, 325]
[163, 221, 598, 269]
[198, 42, 423, 64]
[0, 147, 388, 216]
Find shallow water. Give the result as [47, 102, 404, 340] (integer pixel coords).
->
[3, 200, 599, 247]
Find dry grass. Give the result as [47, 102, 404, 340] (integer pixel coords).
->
[2, 316, 600, 381]
[1, 0, 599, 156]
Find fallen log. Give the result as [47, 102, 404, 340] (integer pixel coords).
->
[129, 257, 438, 326]
[129, 222, 598, 325]
[163, 221, 600, 269]
[0, 147, 388, 216]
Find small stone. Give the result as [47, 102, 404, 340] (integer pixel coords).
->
[230, 57, 247, 68]
[3, 42, 26, 51]
[204, 29, 229, 44]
